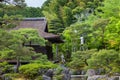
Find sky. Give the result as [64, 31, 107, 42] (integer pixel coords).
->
[25, 0, 47, 7]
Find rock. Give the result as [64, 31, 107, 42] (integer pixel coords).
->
[96, 68, 105, 75]
[62, 68, 71, 80]
[113, 73, 120, 76]
[1, 74, 12, 80]
[108, 76, 119, 80]
[86, 69, 96, 76]
[42, 69, 54, 80]
[42, 75, 51, 80]
[87, 75, 107, 80]
[71, 75, 88, 80]
[87, 75, 120, 80]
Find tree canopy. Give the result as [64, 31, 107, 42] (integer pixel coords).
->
[0, 0, 120, 77]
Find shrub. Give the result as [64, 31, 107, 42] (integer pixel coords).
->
[19, 62, 57, 79]
[2, 73, 23, 80]
[87, 49, 120, 74]
[55, 66, 64, 75]
[54, 74, 63, 80]
[35, 76, 42, 80]
[68, 49, 97, 70]
[0, 62, 13, 74]
[31, 53, 48, 63]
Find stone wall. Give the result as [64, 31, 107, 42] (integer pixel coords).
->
[70, 69, 120, 80]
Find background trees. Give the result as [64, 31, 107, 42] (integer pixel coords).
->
[41, 0, 120, 74]
[0, 0, 43, 18]
[87, 49, 120, 73]
[0, 0, 120, 77]
[42, 0, 103, 34]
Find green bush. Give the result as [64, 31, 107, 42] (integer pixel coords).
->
[87, 49, 120, 74]
[54, 74, 63, 80]
[31, 53, 48, 63]
[2, 73, 22, 80]
[68, 49, 97, 70]
[35, 76, 42, 80]
[0, 62, 13, 74]
[55, 66, 64, 75]
[19, 62, 57, 79]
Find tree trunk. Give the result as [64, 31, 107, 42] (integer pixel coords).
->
[16, 57, 20, 73]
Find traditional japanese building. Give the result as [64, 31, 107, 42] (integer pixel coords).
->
[14, 17, 63, 60]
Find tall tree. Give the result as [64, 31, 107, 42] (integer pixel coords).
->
[42, 0, 103, 34]
[0, 0, 26, 7]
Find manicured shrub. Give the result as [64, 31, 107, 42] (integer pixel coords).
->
[54, 74, 63, 80]
[19, 62, 57, 79]
[35, 76, 42, 80]
[87, 49, 120, 74]
[2, 73, 23, 80]
[0, 62, 13, 74]
[68, 49, 97, 70]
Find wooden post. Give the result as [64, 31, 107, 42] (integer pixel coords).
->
[56, 44, 58, 60]
[16, 56, 20, 73]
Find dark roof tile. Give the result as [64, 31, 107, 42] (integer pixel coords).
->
[14, 17, 63, 43]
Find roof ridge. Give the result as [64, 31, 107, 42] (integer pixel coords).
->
[23, 17, 46, 21]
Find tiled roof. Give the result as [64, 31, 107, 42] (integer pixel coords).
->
[14, 17, 63, 43]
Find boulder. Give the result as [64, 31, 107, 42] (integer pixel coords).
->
[86, 69, 96, 76]
[108, 76, 119, 80]
[87, 75, 107, 80]
[87, 75, 120, 80]
[62, 68, 71, 80]
[42, 69, 54, 80]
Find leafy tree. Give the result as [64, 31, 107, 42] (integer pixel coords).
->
[11, 28, 46, 46]
[68, 49, 97, 70]
[0, 2, 43, 18]
[0, 28, 46, 72]
[87, 49, 120, 73]
[93, 0, 120, 50]
[61, 22, 92, 58]
[0, 0, 26, 7]
[0, 62, 13, 74]
[10, 28, 46, 72]
[42, 0, 103, 34]
[78, 0, 120, 50]
[19, 62, 57, 79]
[0, 14, 22, 29]
[92, 18, 109, 49]
[96, 0, 120, 18]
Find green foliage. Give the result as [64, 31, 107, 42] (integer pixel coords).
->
[87, 49, 120, 73]
[19, 63, 57, 79]
[0, 49, 15, 60]
[1, 73, 25, 80]
[54, 74, 63, 80]
[68, 49, 97, 70]
[11, 28, 46, 46]
[0, 0, 26, 7]
[104, 17, 120, 50]
[42, 0, 101, 34]
[0, 0, 120, 77]
[31, 53, 49, 63]
[0, 29, 36, 61]
[6, 7, 43, 17]
[0, 2, 43, 18]
[97, 0, 120, 18]
[0, 14, 22, 29]
[55, 66, 63, 75]
[0, 28, 46, 61]
[35, 76, 43, 80]
[0, 62, 13, 74]
[0, 29, 21, 60]
[62, 22, 91, 54]
[53, 66, 65, 80]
